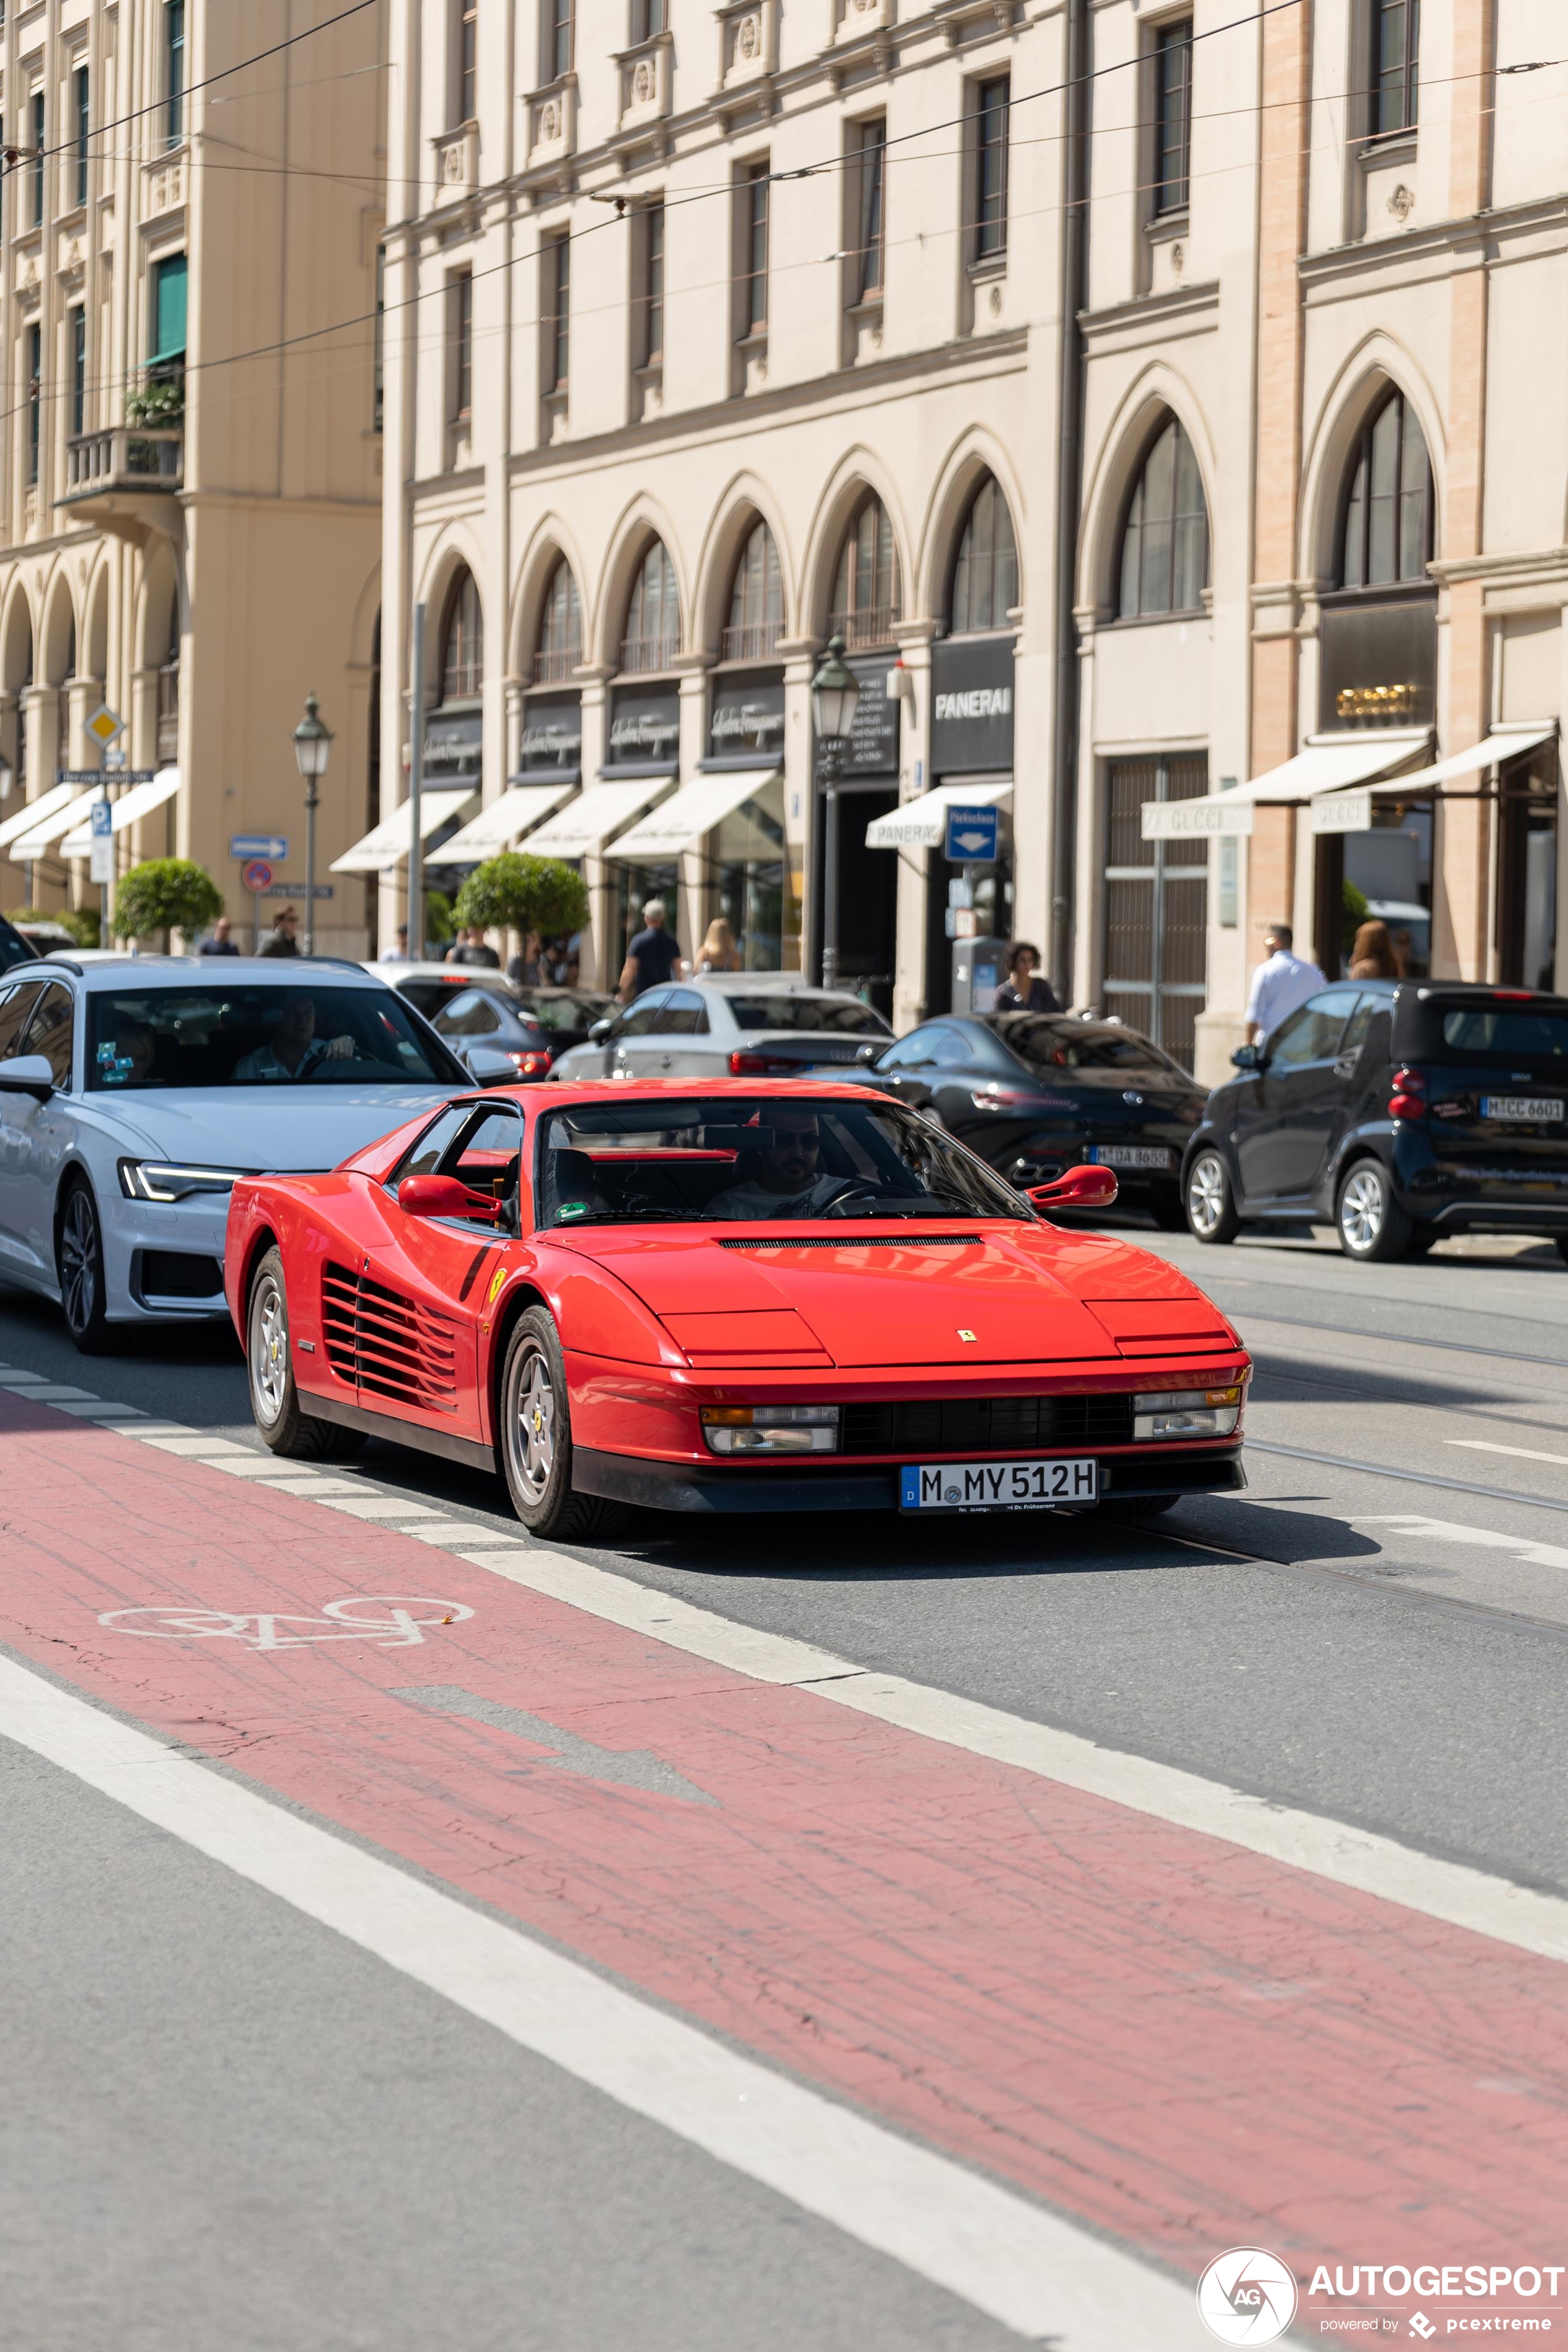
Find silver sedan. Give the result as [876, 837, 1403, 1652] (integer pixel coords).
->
[547, 975, 893, 1083]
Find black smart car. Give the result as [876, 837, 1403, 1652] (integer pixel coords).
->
[835, 1012, 1208, 1226]
[1183, 980, 1568, 1262]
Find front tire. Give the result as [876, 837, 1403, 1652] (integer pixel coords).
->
[248, 1248, 365, 1459]
[1335, 1160, 1412, 1262]
[57, 1178, 113, 1353]
[499, 1306, 623, 1540]
[1185, 1149, 1239, 1244]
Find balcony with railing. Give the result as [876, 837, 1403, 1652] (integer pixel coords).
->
[533, 646, 579, 685]
[827, 606, 899, 652]
[619, 632, 680, 676]
[719, 622, 782, 662]
[61, 425, 183, 507]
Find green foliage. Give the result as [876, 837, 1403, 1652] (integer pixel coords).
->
[1341, 878, 1370, 953]
[454, 853, 588, 941]
[126, 373, 185, 427]
[4, 904, 99, 947]
[112, 859, 223, 942]
[423, 889, 456, 948]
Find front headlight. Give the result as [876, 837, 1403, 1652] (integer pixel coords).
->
[118, 1160, 249, 1203]
[1133, 1385, 1242, 1441]
[701, 1405, 841, 1455]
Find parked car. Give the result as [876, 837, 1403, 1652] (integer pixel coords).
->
[0, 911, 32, 975]
[1183, 978, 1568, 1262]
[18, 919, 81, 958]
[547, 975, 893, 1083]
[430, 980, 617, 1083]
[227, 1077, 1249, 1534]
[0, 956, 472, 1348]
[374, 962, 520, 1019]
[832, 1012, 1206, 1227]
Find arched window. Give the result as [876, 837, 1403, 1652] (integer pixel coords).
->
[157, 599, 180, 761]
[1117, 414, 1209, 618]
[1339, 388, 1432, 590]
[440, 567, 483, 700]
[535, 556, 581, 683]
[949, 474, 1018, 635]
[621, 538, 680, 673]
[722, 519, 782, 661]
[829, 494, 900, 649]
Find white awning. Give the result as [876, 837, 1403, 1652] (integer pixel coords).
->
[523, 778, 673, 859]
[1308, 724, 1558, 835]
[0, 783, 84, 854]
[865, 779, 1012, 851]
[436, 782, 577, 863]
[606, 770, 779, 861]
[1140, 732, 1431, 840]
[330, 783, 477, 874]
[57, 770, 181, 859]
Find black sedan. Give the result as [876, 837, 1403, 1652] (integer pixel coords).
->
[428, 980, 618, 1083]
[836, 1013, 1207, 1226]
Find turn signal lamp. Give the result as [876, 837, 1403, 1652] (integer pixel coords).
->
[1388, 1064, 1426, 1120]
[701, 1404, 841, 1454]
[1133, 1385, 1241, 1441]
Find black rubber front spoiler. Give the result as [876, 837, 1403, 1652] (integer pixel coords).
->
[572, 1446, 1247, 1516]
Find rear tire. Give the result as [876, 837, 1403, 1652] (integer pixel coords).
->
[1335, 1160, 1412, 1262]
[1185, 1149, 1239, 1244]
[248, 1248, 365, 1460]
[57, 1178, 114, 1354]
[499, 1306, 625, 1541]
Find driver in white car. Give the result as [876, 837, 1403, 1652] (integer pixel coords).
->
[235, 997, 357, 1082]
[707, 1108, 849, 1219]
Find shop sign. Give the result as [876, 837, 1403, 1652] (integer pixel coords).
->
[1141, 797, 1254, 840]
[1318, 596, 1436, 733]
[1311, 788, 1372, 835]
[931, 636, 1015, 774]
[607, 683, 680, 766]
[845, 654, 900, 777]
[517, 693, 582, 774]
[709, 672, 784, 761]
[423, 706, 483, 783]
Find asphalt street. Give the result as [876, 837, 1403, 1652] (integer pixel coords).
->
[3, 1221, 1567, 2348]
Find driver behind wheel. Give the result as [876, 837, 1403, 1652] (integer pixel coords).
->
[707, 1110, 848, 1219]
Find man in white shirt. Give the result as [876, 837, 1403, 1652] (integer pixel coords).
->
[379, 925, 412, 965]
[1245, 922, 1325, 1045]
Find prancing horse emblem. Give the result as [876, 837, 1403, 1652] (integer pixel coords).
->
[957, 1329, 977, 1343]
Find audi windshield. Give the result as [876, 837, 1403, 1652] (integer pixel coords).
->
[86, 985, 462, 1090]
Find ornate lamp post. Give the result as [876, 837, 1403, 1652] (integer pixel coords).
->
[810, 635, 859, 992]
[291, 693, 333, 957]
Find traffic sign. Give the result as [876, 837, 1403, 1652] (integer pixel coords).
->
[85, 703, 125, 751]
[230, 833, 290, 861]
[241, 859, 274, 893]
[259, 882, 333, 899]
[88, 797, 114, 886]
[944, 803, 999, 863]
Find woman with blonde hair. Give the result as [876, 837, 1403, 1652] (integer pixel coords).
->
[1349, 919, 1399, 980]
[696, 917, 741, 974]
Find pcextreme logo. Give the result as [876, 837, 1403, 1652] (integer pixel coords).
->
[1197, 2248, 1300, 2343]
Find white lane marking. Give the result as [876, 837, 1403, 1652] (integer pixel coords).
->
[1248, 1438, 1568, 1517]
[0, 1654, 1188, 2349]
[312, 1495, 446, 1522]
[49, 1401, 149, 1420]
[399, 1523, 527, 1547]
[1449, 1439, 1568, 1469]
[1361, 1512, 1568, 1575]
[98, 1596, 474, 1650]
[0, 1369, 48, 1384]
[11, 1363, 1568, 1967]
[139, 1435, 255, 1457]
[3, 1383, 98, 1403]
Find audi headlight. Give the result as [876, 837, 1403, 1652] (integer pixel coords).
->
[119, 1160, 249, 1203]
[1133, 1385, 1241, 1441]
[701, 1405, 841, 1456]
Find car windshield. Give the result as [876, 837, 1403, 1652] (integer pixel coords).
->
[727, 994, 891, 1036]
[85, 985, 458, 1090]
[1438, 1007, 1568, 1061]
[996, 1015, 1178, 1074]
[514, 989, 613, 1032]
[538, 1097, 1030, 1227]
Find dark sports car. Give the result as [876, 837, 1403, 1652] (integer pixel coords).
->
[833, 1013, 1207, 1228]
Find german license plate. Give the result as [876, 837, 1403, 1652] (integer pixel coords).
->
[1480, 1096, 1564, 1122]
[900, 1457, 1099, 1512]
[1088, 1144, 1172, 1171]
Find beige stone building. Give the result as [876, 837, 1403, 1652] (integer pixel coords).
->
[0, 0, 386, 956]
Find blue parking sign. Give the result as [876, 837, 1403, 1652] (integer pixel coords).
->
[944, 803, 999, 863]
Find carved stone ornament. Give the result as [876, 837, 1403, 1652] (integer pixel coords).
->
[1170, 241, 1185, 277]
[1388, 182, 1415, 221]
[633, 57, 655, 102]
[441, 141, 465, 185]
[988, 283, 1003, 317]
[540, 98, 561, 143]
[736, 13, 759, 58]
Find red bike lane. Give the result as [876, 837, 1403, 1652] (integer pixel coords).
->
[2, 1385, 1565, 2317]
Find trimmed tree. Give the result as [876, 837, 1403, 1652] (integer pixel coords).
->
[453, 853, 588, 945]
[112, 859, 224, 946]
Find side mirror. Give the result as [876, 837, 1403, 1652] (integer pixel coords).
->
[588, 1018, 614, 1044]
[0, 1054, 54, 1101]
[463, 1043, 519, 1087]
[399, 1172, 491, 1221]
[855, 1042, 880, 1067]
[1027, 1163, 1119, 1213]
[1230, 1044, 1261, 1072]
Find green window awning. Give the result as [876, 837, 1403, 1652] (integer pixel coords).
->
[151, 254, 188, 362]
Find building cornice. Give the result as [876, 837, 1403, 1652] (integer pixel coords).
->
[1429, 544, 1568, 590]
[1078, 280, 1221, 349]
[1298, 193, 1568, 292]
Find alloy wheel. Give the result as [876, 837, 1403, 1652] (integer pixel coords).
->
[1186, 1154, 1228, 1240]
[251, 1269, 290, 1425]
[1339, 1166, 1387, 1254]
[511, 1348, 556, 1502]
[59, 1188, 98, 1335]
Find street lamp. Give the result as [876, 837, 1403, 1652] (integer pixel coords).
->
[291, 693, 333, 957]
[810, 635, 859, 992]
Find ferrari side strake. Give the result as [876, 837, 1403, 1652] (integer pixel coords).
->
[227, 1078, 1250, 1538]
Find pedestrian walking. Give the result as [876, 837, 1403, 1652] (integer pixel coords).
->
[619, 899, 685, 1000]
[198, 917, 240, 957]
[1245, 922, 1324, 1044]
[259, 907, 301, 958]
[1349, 920, 1400, 980]
[446, 925, 499, 969]
[994, 942, 1061, 1014]
[696, 918, 741, 974]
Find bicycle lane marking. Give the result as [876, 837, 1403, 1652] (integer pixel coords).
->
[2, 1389, 1568, 2326]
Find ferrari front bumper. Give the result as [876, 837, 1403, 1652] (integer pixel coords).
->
[571, 1445, 1247, 1515]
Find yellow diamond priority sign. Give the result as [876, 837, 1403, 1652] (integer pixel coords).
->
[85, 704, 125, 749]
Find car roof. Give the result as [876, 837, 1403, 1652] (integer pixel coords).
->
[683, 973, 867, 998]
[27, 956, 399, 993]
[504, 1076, 880, 1107]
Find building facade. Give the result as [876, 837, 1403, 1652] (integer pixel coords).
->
[0, 1, 386, 955]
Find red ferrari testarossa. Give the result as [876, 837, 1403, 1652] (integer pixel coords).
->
[226, 1079, 1249, 1538]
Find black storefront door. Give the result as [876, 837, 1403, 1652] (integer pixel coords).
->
[814, 782, 898, 1016]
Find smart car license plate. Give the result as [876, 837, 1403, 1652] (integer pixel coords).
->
[900, 1458, 1099, 1511]
[1087, 1145, 1172, 1171]
[1480, 1096, 1564, 1122]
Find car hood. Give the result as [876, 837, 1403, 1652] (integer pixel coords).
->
[550, 1223, 1236, 1367]
[81, 1084, 456, 1172]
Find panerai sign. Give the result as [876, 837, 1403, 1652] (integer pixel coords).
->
[930, 635, 1015, 773]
